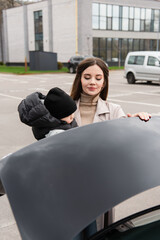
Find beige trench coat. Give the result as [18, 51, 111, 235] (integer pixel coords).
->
[74, 97, 126, 230]
[74, 97, 126, 127]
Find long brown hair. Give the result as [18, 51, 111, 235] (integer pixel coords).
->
[70, 57, 109, 100]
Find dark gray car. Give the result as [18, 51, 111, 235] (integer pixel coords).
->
[67, 55, 85, 73]
[0, 117, 160, 240]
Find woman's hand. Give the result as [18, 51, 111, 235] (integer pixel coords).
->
[127, 112, 151, 121]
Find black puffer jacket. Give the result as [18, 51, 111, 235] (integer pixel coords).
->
[18, 92, 77, 140]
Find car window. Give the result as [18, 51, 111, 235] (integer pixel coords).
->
[89, 206, 160, 240]
[147, 56, 160, 66]
[73, 57, 84, 61]
[135, 56, 145, 65]
[127, 56, 136, 64]
[127, 55, 145, 65]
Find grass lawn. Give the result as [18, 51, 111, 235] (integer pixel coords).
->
[0, 65, 124, 74]
[0, 65, 69, 74]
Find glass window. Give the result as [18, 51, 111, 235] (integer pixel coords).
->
[107, 17, 112, 30]
[122, 6, 129, 18]
[150, 40, 157, 51]
[35, 33, 43, 41]
[154, 21, 159, 32]
[112, 38, 119, 61]
[100, 4, 106, 16]
[140, 20, 145, 31]
[121, 39, 128, 61]
[112, 18, 119, 30]
[129, 19, 134, 31]
[100, 38, 106, 61]
[122, 19, 128, 31]
[130, 7, 134, 19]
[34, 10, 43, 51]
[133, 39, 140, 51]
[147, 56, 159, 66]
[136, 56, 145, 65]
[93, 38, 99, 57]
[113, 5, 119, 17]
[141, 8, 145, 20]
[154, 9, 159, 20]
[134, 19, 140, 31]
[140, 39, 145, 50]
[92, 16, 99, 29]
[107, 38, 112, 61]
[34, 11, 39, 20]
[128, 39, 133, 51]
[134, 8, 140, 19]
[150, 19, 154, 32]
[145, 19, 151, 31]
[145, 40, 150, 50]
[146, 9, 151, 19]
[107, 5, 112, 17]
[100, 16, 106, 29]
[128, 55, 136, 64]
[92, 3, 99, 15]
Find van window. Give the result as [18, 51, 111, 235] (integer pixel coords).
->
[127, 55, 145, 65]
[147, 56, 159, 66]
[135, 56, 145, 65]
[128, 56, 136, 64]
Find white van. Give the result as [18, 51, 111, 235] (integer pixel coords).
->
[124, 51, 160, 84]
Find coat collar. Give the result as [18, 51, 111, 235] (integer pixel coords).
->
[96, 98, 110, 115]
[75, 98, 110, 126]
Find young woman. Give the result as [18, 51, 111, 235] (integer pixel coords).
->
[71, 57, 151, 239]
[71, 57, 151, 127]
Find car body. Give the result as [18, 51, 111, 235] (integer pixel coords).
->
[67, 55, 108, 73]
[67, 55, 85, 73]
[0, 117, 160, 240]
[124, 51, 160, 84]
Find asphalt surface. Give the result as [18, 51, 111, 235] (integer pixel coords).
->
[0, 70, 160, 239]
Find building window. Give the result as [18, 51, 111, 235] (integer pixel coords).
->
[153, 9, 160, 32]
[122, 6, 129, 31]
[140, 39, 145, 50]
[128, 39, 133, 51]
[121, 39, 128, 61]
[112, 5, 119, 30]
[100, 4, 106, 29]
[145, 9, 151, 31]
[34, 10, 43, 51]
[93, 38, 99, 57]
[92, 3, 159, 33]
[112, 38, 119, 62]
[107, 38, 112, 61]
[93, 37, 160, 65]
[134, 8, 140, 31]
[92, 3, 99, 29]
[100, 38, 106, 60]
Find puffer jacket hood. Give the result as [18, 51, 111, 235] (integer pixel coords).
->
[18, 92, 77, 140]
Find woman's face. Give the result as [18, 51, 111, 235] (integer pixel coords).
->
[81, 64, 104, 96]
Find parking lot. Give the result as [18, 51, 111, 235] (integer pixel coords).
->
[0, 70, 160, 239]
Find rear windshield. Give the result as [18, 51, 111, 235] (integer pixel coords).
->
[73, 57, 84, 61]
[128, 56, 145, 65]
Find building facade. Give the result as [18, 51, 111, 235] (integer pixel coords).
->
[1, 0, 160, 66]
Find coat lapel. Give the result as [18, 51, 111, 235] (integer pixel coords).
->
[75, 98, 110, 126]
[93, 98, 110, 122]
[74, 99, 82, 126]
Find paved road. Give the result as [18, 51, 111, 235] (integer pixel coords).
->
[0, 71, 160, 239]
